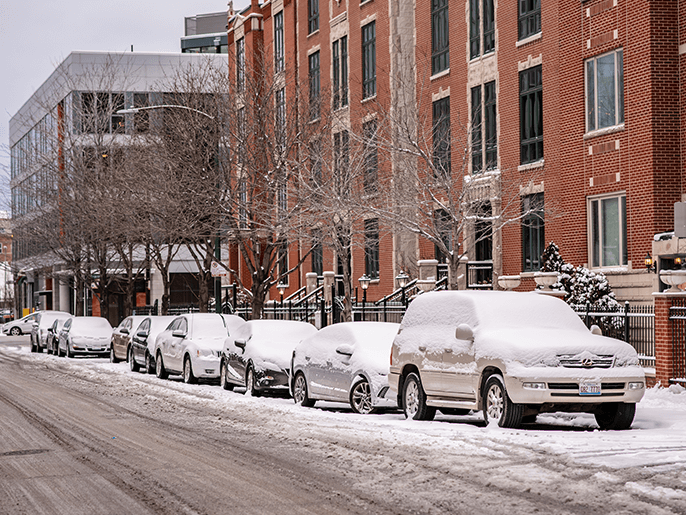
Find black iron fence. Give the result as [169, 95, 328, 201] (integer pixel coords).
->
[670, 298, 686, 383]
[574, 302, 655, 367]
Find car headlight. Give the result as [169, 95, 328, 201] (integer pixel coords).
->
[615, 355, 640, 367]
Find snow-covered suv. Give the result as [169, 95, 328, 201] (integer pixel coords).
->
[389, 291, 645, 430]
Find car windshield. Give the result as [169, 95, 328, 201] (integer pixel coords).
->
[72, 318, 112, 332]
[191, 316, 227, 338]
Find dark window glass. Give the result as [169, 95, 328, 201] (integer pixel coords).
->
[363, 120, 378, 194]
[471, 86, 482, 173]
[518, 0, 541, 40]
[484, 81, 497, 170]
[133, 93, 149, 133]
[520, 65, 543, 165]
[333, 36, 349, 110]
[431, 0, 449, 75]
[274, 11, 284, 72]
[483, 0, 495, 54]
[236, 38, 245, 92]
[362, 22, 376, 99]
[434, 209, 452, 263]
[278, 241, 289, 283]
[522, 193, 545, 272]
[364, 218, 380, 279]
[308, 0, 319, 34]
[111, 93, 125, 134]
[475, 202, 492, 262]
[470, 0, 480, 59]
[432, 97, 451, 178]
[334, 131, 350, 196]
[311, 230, 323, 276]
[309, 51, 320, 120]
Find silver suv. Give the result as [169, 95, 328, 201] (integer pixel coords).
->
[389, 291, 645, 430]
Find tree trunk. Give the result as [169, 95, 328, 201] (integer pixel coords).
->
[198, 272, 209, 313]
[123, 275, 135, 318]
[448, 256, 460, 291]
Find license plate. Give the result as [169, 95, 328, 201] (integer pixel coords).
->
[579, 382, 601, 395]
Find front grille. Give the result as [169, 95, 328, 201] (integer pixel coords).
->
[557, 354, 615, 368]
[548, 382, 626, 390]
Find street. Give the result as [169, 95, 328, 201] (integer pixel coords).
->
[1, 335, 685, 515]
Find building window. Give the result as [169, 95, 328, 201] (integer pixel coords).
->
[363, 120, 378, 194]
[471, 81, 497, 173]
[431, 0, 449, 75]
[470, 0, 495, 60]
[434, 209, 452, 263]
[239, 181, 248, 229]
[586, 48, 624, 132]
[309, 138, 322, 187]
[311, 230, 323, 276]
[362, 22, 376, 99]
[334, 130, 350, 195]
[365, 218, 380, 279]
[275, 87, 286, 146]
[278, 241, 289, 284]
[308, 0, 319, 34]
[274, 11, 284, 73]
[474, 202, 492, 262]
[432, 96, 451, 178]
[522, 193, 544, 272]
[520, 65, 543, 165]
[518, 0, 541, 41]
[332, 36, 348, 110]
[278, 181, 287, 217]
[589, 193, 627, 268]
[236, 37, 245, 92]
[309, 51, 320, 120]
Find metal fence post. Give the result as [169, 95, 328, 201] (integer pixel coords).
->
[383, 298, 387, 323]
[320, 298, 327, 328]
[289, 300, 292, 321]
[331, 284, 337, 324]
[624, 301, 630, 343]
[585, 302, 590, 328]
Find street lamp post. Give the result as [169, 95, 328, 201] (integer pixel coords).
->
[358, 274, 370, 321]
[395, 270, 409, 308]
[116, 105, 223, 313]
[278, 283, 286, 320]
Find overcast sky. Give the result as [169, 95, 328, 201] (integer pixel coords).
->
[0, 0, 248, 211]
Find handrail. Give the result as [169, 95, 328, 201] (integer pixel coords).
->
[374, 278, 418, 305]
[285, 285, 307, 302]
[291, 285, 324, 307]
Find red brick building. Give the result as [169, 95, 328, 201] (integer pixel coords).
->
[227, 0, 685, 303]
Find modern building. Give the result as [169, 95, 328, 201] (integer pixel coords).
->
[226, 0, 685, 304]
[181, 11, 229, 54]
[9, 51, 227, 322]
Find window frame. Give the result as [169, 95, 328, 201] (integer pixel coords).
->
[588, 192, 627, 268]
[432, 96, 451, 178]
[236, 37, 246, 93]
[585, 48, 624, 133]
[363, 120, 378, 195]
[518, 0, 541, 41]
[431, 0, 450, 75]
[362, 22, 377, 99]
[519, 65, 543, 165]
[364, 218, 380, 280]
[332, 36, 349, 110]
[470, 0, 495, 60]
[274, 11, 285, 73]
[521, 193, 545, 272]
[309, 51, 321, 121]
[308, 0, 319, 34]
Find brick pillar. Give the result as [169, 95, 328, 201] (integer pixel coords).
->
[653, 293, 680, 385]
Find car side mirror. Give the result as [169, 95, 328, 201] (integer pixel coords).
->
[121, 327, 129, 335]
[455, 324, 474, 342]
[590, 324, 602, 336]
[172, 330, 186, 338]
[235, 338, 247, 349]
[335, 344, 354, 357]
[136, 331, 148, 338]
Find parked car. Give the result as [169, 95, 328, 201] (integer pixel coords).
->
[46, 317, 73, 355]
[110, 315, 147, 363]
[153, 313, 229, 383]
[30, 311, 72, 353]
[58, 316, 114, 358]
[389, 291, 646, 430]
[291, 322, 400, 414]
[3, 312, 39, 336]
[128, 316, 176, 373]
[220, 320, 317, 395]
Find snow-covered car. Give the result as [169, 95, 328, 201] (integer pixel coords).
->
[3, 312, 39, 336]
[46, 316, 73, 355]
[110, 315, 147, 363]
[128, 316, 176, 373]
[58, 316, 114, 358]
[291, 322, 400, 414]
[389, 291, 646, 430]
[30, 311, 72, 353]
[153, 313, 229, 383]
[220, 320, 317, 395]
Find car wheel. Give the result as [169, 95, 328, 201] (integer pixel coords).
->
[145, 352, 155, 374]
[220, 360, 234, 391]
[58, 343, 64, 357]
[402, 372, 436, 421]
[483, 374, 523, 429]
[183, 356, 198, 384]
[350, 379, 377, 415]
[292, 372, 315, 407]
[245, 366, 259, 396]
[66, 342, 74, 359]
[110, 346, 120, 363]
[155, 351, 168, 379]
[10, 327, 21, 336]
[30, 339, 37, 353]
[128, 347, 139, 373]
[594, 402, 636, 430]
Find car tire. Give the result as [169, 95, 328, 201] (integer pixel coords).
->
[10, 327, 21, 336]
[220, 360, 234, 391]
[402, 372, 436, 421]
[350, 379, 377, 415]
[58, 344, 64, 357]
[110, 346, 120, 364]
[128, 347, 139, 373]
[244, 366, 259, 396]
[145, 352, 155, 374]
[483, 374, 523, 429]
[292, 372, 315, 407]
[183, 356, 198, 384]
[30, 339, 37, 353]
[594, 402, 636, 430]
[155, 351, 168, 379]
[66, 342, 73, 359]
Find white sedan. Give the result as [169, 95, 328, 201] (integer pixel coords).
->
[153, 313, 228, 384]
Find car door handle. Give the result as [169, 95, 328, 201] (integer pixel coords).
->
[444, 348, 453, 353]
[305, 356, 311, 361]
[418, 346, 426, 352]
